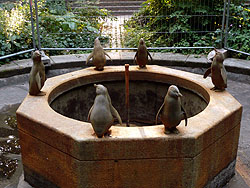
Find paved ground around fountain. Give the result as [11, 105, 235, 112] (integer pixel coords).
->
[0, 52, 250, 188]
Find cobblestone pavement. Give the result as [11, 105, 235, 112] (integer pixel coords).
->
[0, 66, 250, 188]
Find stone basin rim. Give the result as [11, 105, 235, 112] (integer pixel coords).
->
[17, 65, 241, 142]
[47, 66, 210, 106]
[47, 65, 210, 129]
[47, 65, 210, 128]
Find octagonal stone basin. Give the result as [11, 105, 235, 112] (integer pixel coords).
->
[16, 65, 242, 188]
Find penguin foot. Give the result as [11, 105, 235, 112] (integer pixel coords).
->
[211, 86, 217, 91]
[138, 65, 147, 69]
[211, 87, 225, 92]
[95, 67, 104, 71]
[93, 132, 103, 138]
[37, 91, 46, 96]
[164, 128, 179, 134]
[97, 135, 103, 138]
[104, 130, 112, 137]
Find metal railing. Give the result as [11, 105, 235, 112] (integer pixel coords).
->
[0, 0, 249, 61]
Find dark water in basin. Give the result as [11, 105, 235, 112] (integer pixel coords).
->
[0, 104, 22, 188]
[51, 80, 208, 126]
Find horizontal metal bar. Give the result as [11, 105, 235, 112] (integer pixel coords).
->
[226, 48, 250, 56]
[0, 49, 35, 60]
[71, 13, 223, 17]
[148, 47, 214, 50]
[41, 47, 214, 51]
[44, 30, 219, 35]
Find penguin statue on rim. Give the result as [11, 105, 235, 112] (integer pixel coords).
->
[204, 48, 227, 91]
[87, 84, 122, 138]
[29, 50, 46, 96]
[86, 38, 112, 71]
[155, 85, 187, 134]
[134, 38, 153, 68]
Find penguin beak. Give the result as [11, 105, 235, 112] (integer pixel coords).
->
[178, 92, 183, 97]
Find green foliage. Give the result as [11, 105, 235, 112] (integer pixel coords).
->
[0, 1, 33, 58]
[124, 0, 249, 56]
[226, 4, 250, 58]
[42, 0, 67, 15]
[0, 0, 112, 62]
[38, 1, 112, 55]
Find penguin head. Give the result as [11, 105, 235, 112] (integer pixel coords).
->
[139, 38, 145, 45]
[207, 49, 216, 63]
[32, 50, 41, 63]
[94, 37, 101, 46]
[168, 85, 182, 98]
[94, 84, 107, 95]
[214, 48, 224, 64]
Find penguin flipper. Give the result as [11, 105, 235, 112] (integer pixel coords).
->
[133, 51, 138, 65]
[147, 50, 153, 61]
[107, 93, 122, 125]
[203, 68, 211, 78]
[39, 68, 46, 88]
[221, 66, 227, 88]
[36, 73, 41, 90]
[181, 105, 188, 126]
[110, 106, 122, 126]
[104, 51, 112, 61]
[87, 105, 94, 122]
[155, 102, 164, 124]
[86, 52, 94, 65]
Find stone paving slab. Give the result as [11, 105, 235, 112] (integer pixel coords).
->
[0, 84, 28, 111]
[1, 52, 249, 78]
[224, 58, 250, 75]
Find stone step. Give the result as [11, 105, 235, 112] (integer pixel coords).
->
[100, 0, 144, 1]
[98, 5, 142, 10]
[73, 5, 141, 11]
[70, 0, 146, 15]
[111, 10, 139, 15]
[98, 1, 145, 6]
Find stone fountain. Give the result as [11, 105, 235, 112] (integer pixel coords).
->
[16, 65, 242, 188]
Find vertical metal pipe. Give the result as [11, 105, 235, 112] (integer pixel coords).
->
[125, 64, 130, 127]
[29, 0, 36, 49]
[221, 0, 227, 48]
[224, 0, 231, 48]
[65, 0, 69, 11]
[34, 0, 41, 50]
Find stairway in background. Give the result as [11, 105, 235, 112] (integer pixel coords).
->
[69, 0, 146, 16]
[97, 0, 147, 48]
[69, 0, 147, 48]
[98, 0, 146, 16]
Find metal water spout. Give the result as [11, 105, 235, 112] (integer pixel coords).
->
[125, 64, 130, 127]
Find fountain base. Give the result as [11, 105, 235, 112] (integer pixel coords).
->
[17, 66, 242, 188]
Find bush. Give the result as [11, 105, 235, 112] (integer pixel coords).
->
[0, 0, 112, 62]
[226, 3, 250, 59]
[0, 1, 33, 58]
[124, 0, 249, 56]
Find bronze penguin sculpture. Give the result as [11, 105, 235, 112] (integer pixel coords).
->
[86, 38, 112, 71]
[155, 85, 187, 133]
[29, 50, 46, 96]
[88, 84, 122, 138]
[204, 48, 227, 91]
[134, 38, 153, 68]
